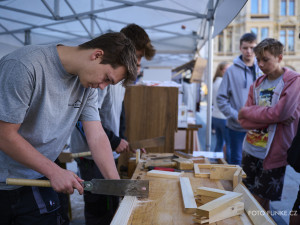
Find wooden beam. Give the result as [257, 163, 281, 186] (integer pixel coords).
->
[110, 196, 137, 225]
[195, 186, 228, 197]
[233, 167, 243, 188]
[179, 177, 197, 213]
[147, 170, 183, 178]
[234, 184, 276, 225]
[173, 157, 194, 170]
[194, 201, 244, 224]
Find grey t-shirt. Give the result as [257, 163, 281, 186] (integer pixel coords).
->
[0, 45, 100, 189]
[243, 75, 283, 159]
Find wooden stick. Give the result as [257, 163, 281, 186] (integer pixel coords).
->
[110, 196, 137, 225]
[71, 151, 92, 158]
[6, 178, 51, 187]
[147, 170, 183, 179]
[179, 177, 197, 213]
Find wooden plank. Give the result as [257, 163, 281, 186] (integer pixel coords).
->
[233, 167, 243, 188]
[110, 196, 137, 225]
[144, 160, 177, 168]
[179, 177, 197, 213]
[195, 195, 216, 204]
[195, 186, 229, 197]
[147, 170, 183, 179]
[173, 158, 194, 170]
[194, 201, 244, 224]
[234, 183, 276, 225]
[124, 86, 178, 153]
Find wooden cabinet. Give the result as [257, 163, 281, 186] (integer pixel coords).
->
[124, 85, 178, 153]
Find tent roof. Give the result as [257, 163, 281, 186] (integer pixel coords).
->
[0, 0, 247, 68]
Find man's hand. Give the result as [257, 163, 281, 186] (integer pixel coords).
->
[115, 139, 130, 153]
[281, 116, 295, 126]
[238, 108, 245, 120]
[128, 147, 147, 154]
[48, 167, 84, 195]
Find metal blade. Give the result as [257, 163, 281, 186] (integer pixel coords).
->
[83, 179, 149, 198]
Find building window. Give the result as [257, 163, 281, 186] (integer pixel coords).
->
[251, 27, 258, 36]
[261, 27, 269, 40]
[251, 27, 268, 41]
[280, 27, 295, 53]
[251, 0, 269, 15]
[288, 30, 294, 51]
[281, 0, 295, 16]
[289, 0, 295, 15]
[218, 31, 224, 52]
[261, 0, 269, 14]
[217, 28, 233, 55]
[251, 0, 258, 14]
[226, 27, 233, 53]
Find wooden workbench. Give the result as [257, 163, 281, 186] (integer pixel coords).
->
[112, 153, 276, 225]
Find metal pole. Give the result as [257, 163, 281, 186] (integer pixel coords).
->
[91, 0, 95, 37]
[205, 1, 214, 152]
[25, 29, 31, 45]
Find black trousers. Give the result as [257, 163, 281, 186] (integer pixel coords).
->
[0, 184, 63, 225]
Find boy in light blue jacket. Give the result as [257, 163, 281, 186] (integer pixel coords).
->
[217, 33, 261, 165]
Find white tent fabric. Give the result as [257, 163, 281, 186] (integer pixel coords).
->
[0, 0, 246, 67]
[0, 0, 247, 150]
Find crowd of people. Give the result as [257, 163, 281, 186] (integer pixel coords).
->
[0, 21, 299, 225]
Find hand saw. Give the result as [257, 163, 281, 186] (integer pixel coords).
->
[5, 178, 149, 198]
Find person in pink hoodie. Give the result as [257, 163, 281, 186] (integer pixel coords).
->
[238, 38, 300, 212]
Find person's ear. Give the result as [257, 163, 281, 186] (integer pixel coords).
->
[91, 49, 104, 61]
[278, 54, 283, 62]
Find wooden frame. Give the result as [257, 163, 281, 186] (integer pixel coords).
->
[194, 164, 246, 188]
[193, 187, 244, 224]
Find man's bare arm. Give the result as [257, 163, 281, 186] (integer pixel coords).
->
[82, 120, 120, 179]
[0, 120, 83, 194]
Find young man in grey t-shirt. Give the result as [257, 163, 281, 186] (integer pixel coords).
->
[0, 32, 137, 224]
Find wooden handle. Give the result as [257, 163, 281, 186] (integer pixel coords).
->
[6, 178, 51, 187]
[71, 151, 92, 158]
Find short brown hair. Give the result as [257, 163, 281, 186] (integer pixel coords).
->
[253, 38, 284, 58]
[79, 32, 137, 86]
[240, 32, 257, 46]
[121, 24, 156, 60]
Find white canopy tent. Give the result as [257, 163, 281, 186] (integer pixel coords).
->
[0, 0, 247, 151]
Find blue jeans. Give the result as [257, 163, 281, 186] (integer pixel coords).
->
[212, 117, 230, 157]
[228, 128, 246, 165]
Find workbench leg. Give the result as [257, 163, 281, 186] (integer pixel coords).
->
[185, 129, 190, 154]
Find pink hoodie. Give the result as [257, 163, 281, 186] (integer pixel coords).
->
[239, 68, 300, 170]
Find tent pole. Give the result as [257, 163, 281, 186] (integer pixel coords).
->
[205, 2, 214, 152]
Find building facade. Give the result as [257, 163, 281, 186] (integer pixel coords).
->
[214, 0, 300, 72]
